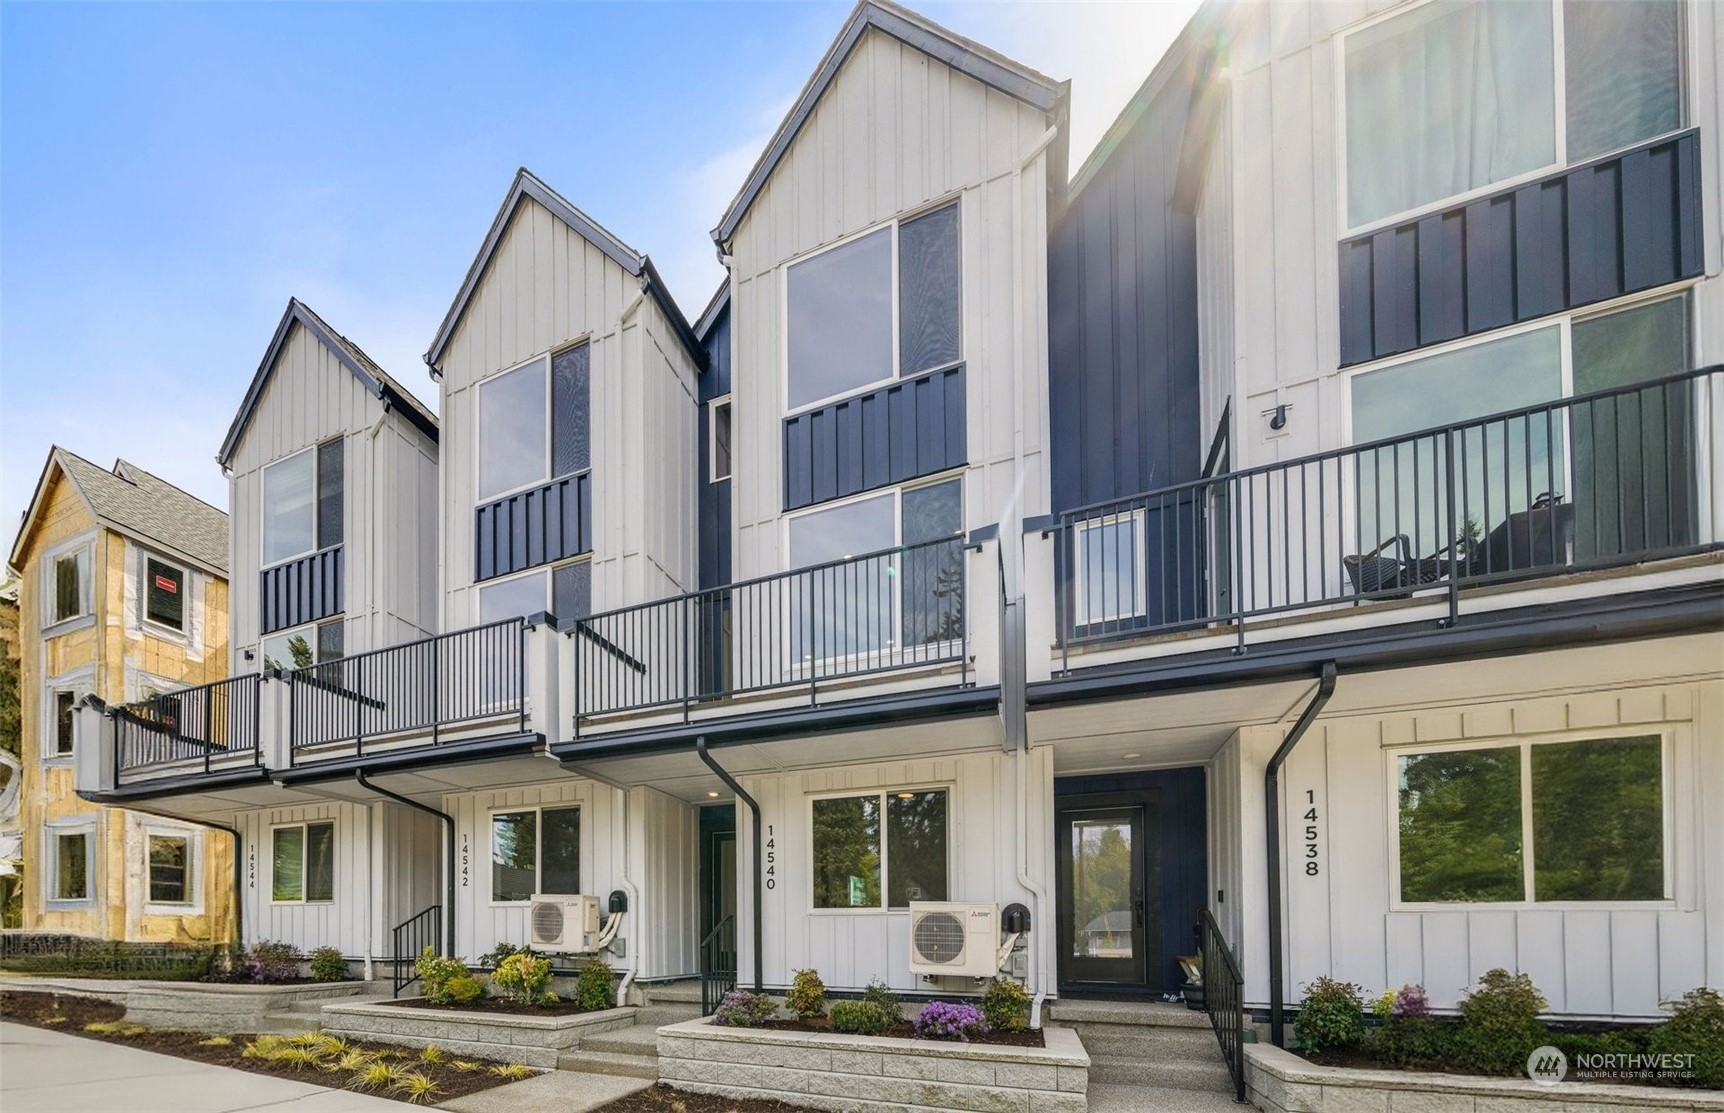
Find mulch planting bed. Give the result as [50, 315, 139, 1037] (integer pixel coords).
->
[385, 995, 596, 1017]
[743, 1016, 1045, 1047]
[0, 990, 527, 1104]
[593, 1083, 822, 1113]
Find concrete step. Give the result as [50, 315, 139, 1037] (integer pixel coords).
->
[638, 981, 704, 1005]
[580, 1025, 661, 1058]
[1088, 1082, 1245, 1113]
[635, 1005, 702, 1027]
[1061, 1023, 1222, 1058]
[1045, 999, 1212, 1028]
[556, 1049, 658, 1079]
[1087, 1054, 1235, 1092]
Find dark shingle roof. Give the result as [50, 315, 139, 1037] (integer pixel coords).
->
[54, 451, 229, 573]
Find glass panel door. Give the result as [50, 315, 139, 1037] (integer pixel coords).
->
[1058, 804, 1150, 987]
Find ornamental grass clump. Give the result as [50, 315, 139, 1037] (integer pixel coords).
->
[1292, 977, 1366, 1052]
[829, 999, 893, 1036]
[1454, 969, 1547, 1076]
[786, 968, 827, 1020]
[712, 989, 778, 1028]
[914, 1000, 990, 1042]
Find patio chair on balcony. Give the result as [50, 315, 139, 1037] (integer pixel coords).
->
[1343, 534, 1478, 598]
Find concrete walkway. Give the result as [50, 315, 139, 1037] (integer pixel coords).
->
[0, 1020, 405, 1113]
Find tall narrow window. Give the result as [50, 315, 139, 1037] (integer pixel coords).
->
[551, 343, 591, 477]
[145, 557, 186, 631]
[710, 399, 733, 482]
[51, 549, 90, 623]
[317, 439, 344, 549]
[898, 203, 962, 376]
[51, 828, 93, 902]
[1564, 0, 1682, 163]
[263, 449, 316, 565]
[54, 690, 76, 756]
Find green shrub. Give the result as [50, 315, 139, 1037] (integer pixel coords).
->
[476, 941, 540, 971]
[413, 948, 471, 1005]
[1369, 1017, 1449, 1067]
[493, 953, 556, 1006]
[1293, 977, 1366, 1052]
[829, 999, 893, 1035]
[980, 977, 1031, 1032]
[1649, 987, 1724, 1089]
[573, 959, 616, 1011]
[444, 974, 487, 1006]
[1455, 969, 1547, 1075]
[861, 978, 902, 1021]
[308, 946, 348, 982]
[713, 989, 777, 1028]
[785, 969, 826, 1020]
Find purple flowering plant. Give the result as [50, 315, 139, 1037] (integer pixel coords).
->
[913, 1000, 990, 1042]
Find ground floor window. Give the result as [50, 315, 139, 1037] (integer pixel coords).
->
[1395, 733, 1666, 904]
[273, 821, 335, 902]
[262, 619, 344, 672]
[46, 824, 94, 903]
[147, 830, 196, 905]
[491, 806, 580, 902]
[811, 788, 949, 910]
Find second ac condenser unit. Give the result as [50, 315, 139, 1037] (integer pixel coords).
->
[907, 901, 999, 977]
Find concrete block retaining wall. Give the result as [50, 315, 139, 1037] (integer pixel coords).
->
[656, 1018, 1091, 1113]
[319, 1001, 638, 1069]
[0, 976, 367, 1034]
[1245, 1044, 1724, 1113]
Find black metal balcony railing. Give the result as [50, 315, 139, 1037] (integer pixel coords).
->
[570, 535, 970, 728]
[1058, 366, 1720, 662]
[114, 675, 262, 775]
[287, 617, 527, 759]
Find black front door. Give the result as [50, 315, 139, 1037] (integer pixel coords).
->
[1056, 793, 1159, 990]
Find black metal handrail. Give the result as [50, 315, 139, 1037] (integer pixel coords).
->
[1198, 909, 1247, 1103]
[569, 535, 971, 729]
[699, 913, 737, 1015]
[1057, 365, 1720, 662]
[114, 675, 263, 775]
[287, 618, 527, 758]
[391, 905, 442, 997]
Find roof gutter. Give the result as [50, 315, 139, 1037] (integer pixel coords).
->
[1266, 662, 1336, 1047]
[355, 771, 455, 958]
[696, 736, 762, 993]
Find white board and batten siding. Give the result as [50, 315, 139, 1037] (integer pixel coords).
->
[734, 746, 1055, 992]
[236, 800, 440, 959]
[726, 26, 1057, 583]
[1199, 0, 1724, 474]
[436, 195, 701, 628]
[227, 321, 439, 668]
[1222, 668, 1723, 1019]
[442, 778, 698, 981]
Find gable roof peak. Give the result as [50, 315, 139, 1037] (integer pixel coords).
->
[217, 298, 439, 469]
[711, 0, 1063, 249]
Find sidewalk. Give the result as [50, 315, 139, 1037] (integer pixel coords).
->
[0, 1020, 405, 1113]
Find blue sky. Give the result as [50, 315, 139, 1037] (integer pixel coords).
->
[0, 0, 1196, 539]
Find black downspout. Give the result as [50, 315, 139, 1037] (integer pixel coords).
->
[356, 770, 456, 958]
[697, 736, 762, 993]
[110, 801, 244, 949]
[1266, 661, 1337, 1048]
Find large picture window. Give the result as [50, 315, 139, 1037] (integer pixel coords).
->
[786, 478, 963, 664]
[786, 202, 961, 411]
[477, 344, 589, 502]
[491, 806, 581, 902]
[812, 789, 948, 910]
[1343, 0, 1682, 228]
[263, 441, 343, 566]
[1396, 734, 1666, 904]
[273, 821, 335, 903]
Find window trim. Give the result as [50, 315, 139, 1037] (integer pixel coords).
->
[1334, 0, 1689, 238]
[260, 445, 320, 570]
[1072, 509, 1149, 627]
[486, 803, 585, 907]
[44, 819, 97, 907]
[1386, 727, 1676, 911]
[144, 825, 203, 913]
[473, 340, 593, 507]
[709, 396, 733, 483]
[42, 532, 96, 631]
[780, 196, 964, 417]
[806, 784, 953, 914]
[42, 666, 93, 764]
[142, 552, 190, 635]
[269, 819, 337, 905]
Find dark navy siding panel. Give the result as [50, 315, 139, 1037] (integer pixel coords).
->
[1340, 130, 1703, 367]
[698, 302, 733, 592]
[260, 546, 343, 635]
[1048, 76, 1203, 513]
[474, 472, 591, 581]
[781, 364, 965, 511]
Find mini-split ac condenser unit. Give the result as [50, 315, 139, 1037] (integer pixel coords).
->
[528, 894, 602, 954]
[907, 901, 999, 977]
